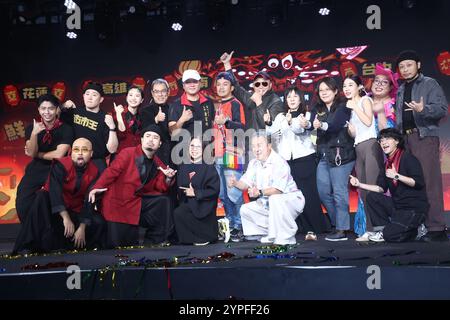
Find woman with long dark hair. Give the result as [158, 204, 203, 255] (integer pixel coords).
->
[113, 85, 145, 154]
[344, 75, 384, 241]
[266, 87, 327, 236]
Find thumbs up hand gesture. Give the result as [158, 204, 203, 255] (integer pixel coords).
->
[180, 106, 193, 123]
[298, 113, 309, 128]
[155, 106, 166, 123]
[313, 115, 322, 129]
[286, 109, 292, 124]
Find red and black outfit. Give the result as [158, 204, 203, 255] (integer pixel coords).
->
[114, 109, 142, 154]
[16, 122, 74, 223]
[366, 151, 429, 242]
[92, 145, 174, 248]
[213, 97, 246, 158]
[168, 92, 215, 135]
[13, 156, 103, 253]
[60, 107, 111, 172]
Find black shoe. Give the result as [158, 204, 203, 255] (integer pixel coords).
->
[418, 231, 449, 243]
[230, 229, 244, 242]
[325, 230, 348, 241]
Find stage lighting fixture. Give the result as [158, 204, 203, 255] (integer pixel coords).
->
[319, 7, 330, 15]
[64, 0, 76, 10]
[171, 22, 182, 31]
[66, 31, 77, 39]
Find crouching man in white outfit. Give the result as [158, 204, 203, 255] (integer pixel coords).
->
[228, 131, 305, 245]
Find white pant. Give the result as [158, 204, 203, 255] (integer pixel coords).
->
[240, 191, 304, 245]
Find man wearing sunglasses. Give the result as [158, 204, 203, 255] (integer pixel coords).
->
[13, 138, 104, 254]
[220, 51, 284, 131]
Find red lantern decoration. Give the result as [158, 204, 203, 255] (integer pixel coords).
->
[52, 82, 66, 102]
[3, 85, 20, 107]
[340, 61, 358, 78]
[437, 51, 450, 76]
[131, 77, 146, 91]
[165, 74, 179, 97]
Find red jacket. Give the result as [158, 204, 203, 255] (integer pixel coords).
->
[43, 156, 99, 214]
[92, 145, 172, 225]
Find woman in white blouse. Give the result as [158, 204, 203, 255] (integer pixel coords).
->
[265, 87, 328, 235]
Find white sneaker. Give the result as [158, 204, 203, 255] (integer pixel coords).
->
[260, 236, 274, 244]
[368, 231, 384, 242]
[356, 232, 376, 242]
[194, 241, 210, 246]
[218, 217, 230, 243]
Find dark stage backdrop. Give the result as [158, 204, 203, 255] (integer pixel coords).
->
[0, 0, 449, 224]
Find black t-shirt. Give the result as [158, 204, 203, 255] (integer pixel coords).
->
[168, 98, 215, 135]
[61, 107, 110, 159]
[376, 152, 429, 213]
[402, 79, 417, 131]
[25, 122, 74, 164]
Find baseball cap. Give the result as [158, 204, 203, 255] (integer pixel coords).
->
[182, 69, 201, 82]
[253, 71, 272, 81]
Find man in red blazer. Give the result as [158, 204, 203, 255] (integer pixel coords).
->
[89, 125, 176, 248]
[13, 138, 103, 254]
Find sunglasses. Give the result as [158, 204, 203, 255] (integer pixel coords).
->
[72, 147, 91, 154]
[254, 81, 269, 88]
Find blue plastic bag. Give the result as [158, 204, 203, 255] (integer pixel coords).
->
[354, 195, 366, 236]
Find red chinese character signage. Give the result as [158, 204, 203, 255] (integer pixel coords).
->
[437, 51, 450, 76]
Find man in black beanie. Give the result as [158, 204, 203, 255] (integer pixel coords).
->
[395, 50, 449, 242]
[60, 81, 118, 172]
[88, 125, 177, 248]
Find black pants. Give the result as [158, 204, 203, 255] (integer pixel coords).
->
[139, 195, 174, 244]
[405, 133, 446, 231]
[288, 154, 329, 234]
[15, 161, 51, 222]
[105, 196, 174, 248]
[366, 192, 425, 242]
[53, 211, 106, 250]
[14, 190, 105, 253]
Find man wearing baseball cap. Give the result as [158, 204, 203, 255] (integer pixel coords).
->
[395, 50, 449, 242]
[219, 51, 284, 131]
[213, 71, 246, 242]
[168, 69, 215, 139]
[89, 124, 176, 247]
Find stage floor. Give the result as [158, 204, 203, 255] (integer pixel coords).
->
[1, 233, 450, 299]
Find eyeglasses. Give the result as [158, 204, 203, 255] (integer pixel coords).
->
[152, 89, 168, 95]
[189, 145, 202, 149]
[373, 79, 390, 87]
[254, 81, 269, 88]
[72, 147, 91, 154]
